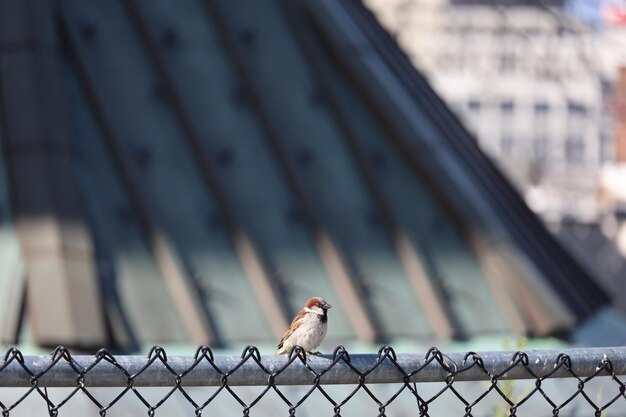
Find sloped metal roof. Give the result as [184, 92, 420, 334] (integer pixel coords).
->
[0, 0, 610, 350]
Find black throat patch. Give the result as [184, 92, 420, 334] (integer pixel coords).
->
[320, 310, 328, 324]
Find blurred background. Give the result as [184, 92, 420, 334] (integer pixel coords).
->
[364, 0, 626, 309]
[0, 0, 625, 356]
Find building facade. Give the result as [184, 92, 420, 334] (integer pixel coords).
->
[365, 0, 624, 220]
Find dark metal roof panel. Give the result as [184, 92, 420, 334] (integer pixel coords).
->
[127, 0, 357, 342]
[60, 0, 274, 344]
[0, 125, 24, 344]
[213, 0, 434, 339]
[0, 0, 106, 348]
[310, 48, 509, 335]
[65, 67, 189, 346]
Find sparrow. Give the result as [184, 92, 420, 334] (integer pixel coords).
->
[276, 297, 332, 355]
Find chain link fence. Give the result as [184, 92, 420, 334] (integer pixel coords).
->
[0, 345, 625, 416]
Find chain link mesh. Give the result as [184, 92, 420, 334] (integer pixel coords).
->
[1, 345, 625, 416]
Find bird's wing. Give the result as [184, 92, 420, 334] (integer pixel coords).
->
[277, 310, 306, 349]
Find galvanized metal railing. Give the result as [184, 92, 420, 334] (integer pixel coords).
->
[1, 346, 625, 416]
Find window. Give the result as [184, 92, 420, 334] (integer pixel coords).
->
[565, 135, 585, 163]
[500, 101, 515, 114]
[534, 102, 549, 132]
[600, 123, 614, 163]
[534, 102, 550, 114]
[567, 101, 587, 115]
[468, 99, 481, 111]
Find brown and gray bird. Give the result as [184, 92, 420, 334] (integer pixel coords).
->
[276, 297, 331, 355]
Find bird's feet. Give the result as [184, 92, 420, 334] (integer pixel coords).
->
[309, 351, 323, 356]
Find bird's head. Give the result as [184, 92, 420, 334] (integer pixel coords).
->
[304, 297, 332, 315]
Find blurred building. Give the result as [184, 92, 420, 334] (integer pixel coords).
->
[365, 0, 626, 219]
[0, 0, 622, 352]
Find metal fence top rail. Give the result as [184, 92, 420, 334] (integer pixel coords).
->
[1, 345, 625, 388]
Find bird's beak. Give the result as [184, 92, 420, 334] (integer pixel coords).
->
[324, 302, 332, 309]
